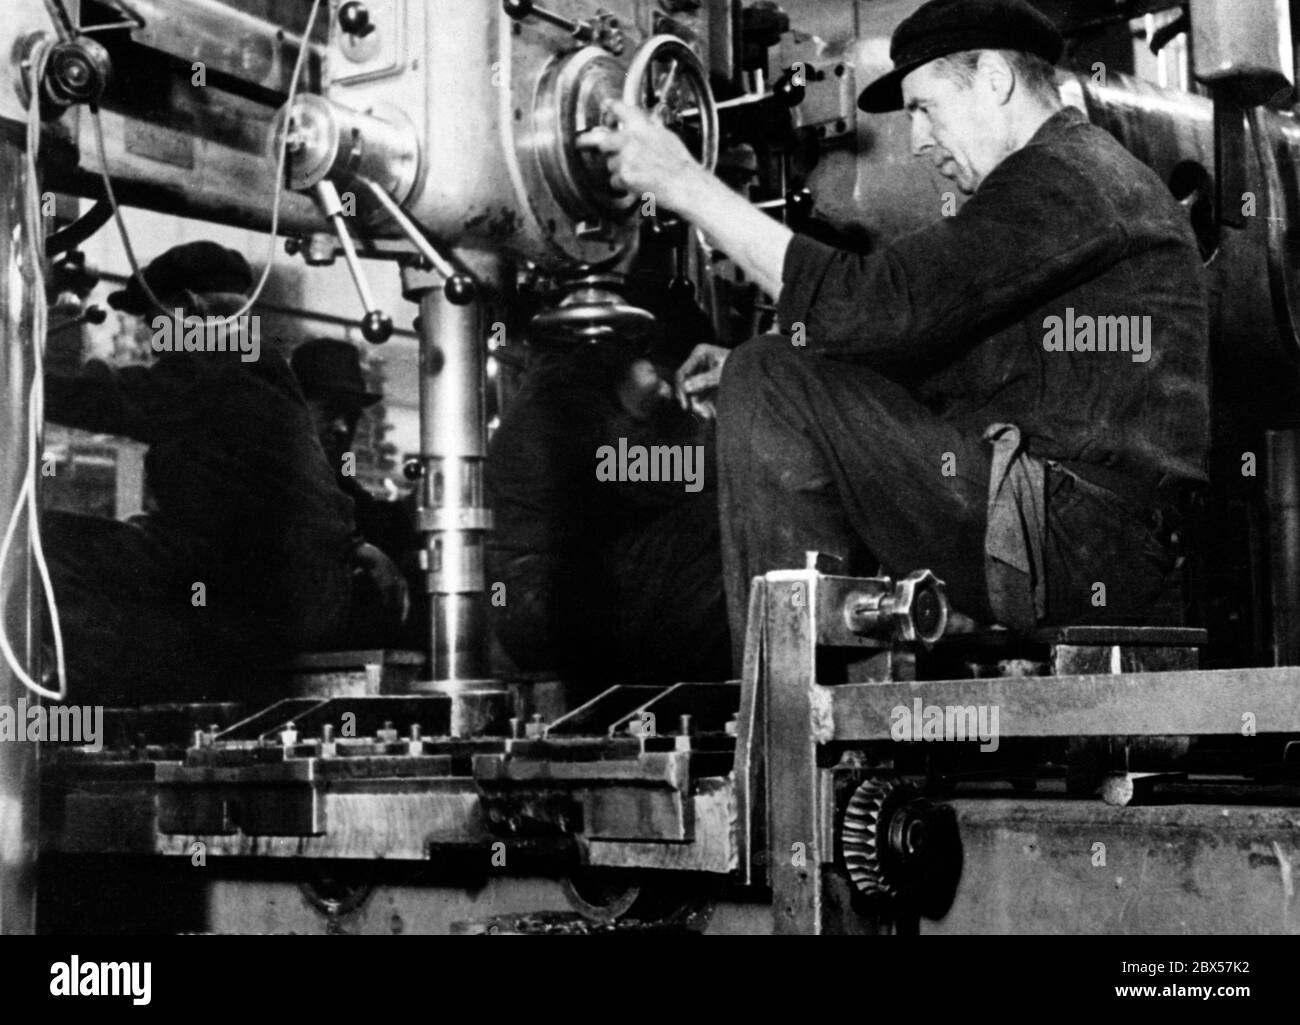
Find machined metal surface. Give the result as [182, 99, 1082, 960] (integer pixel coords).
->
[43, 719, 735, 862]
[124, 0, 325, 100]
[731, 581, 767, 888]
[529, 274, 657, 346]
[546, 685, 665, 736]
[280, 94, 420, 202]
[761, 567, 833, 934]
[283, 649, 428, 698]
[925, 794, 1300, 935]
[840, 570, 948, 646]
[41, 791, 1300, 934]
[34, 564, 1300, 936]
[391, 0, 661, 268]
[413, 279, 492, 682]
[825, 667, 1300, 744]
[1191, 0, 1294, 97]
[532, 46, 633, 223]
[0, 126, 40, 936]
[2, 0, 722, 267]
[548, 681, 740, 738]
[410, 679, 512, 737]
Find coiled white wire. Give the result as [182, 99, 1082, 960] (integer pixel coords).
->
[89, 0, 323, 325]
[0, 37, 68, 700]
[0, 0, 322, 700]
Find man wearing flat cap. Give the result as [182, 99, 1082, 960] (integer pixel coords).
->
[292, 338, 413, 645]
[583, 0, 1209, 664]
[43, 241, 358, 703]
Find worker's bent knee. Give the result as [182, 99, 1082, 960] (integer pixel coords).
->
[719, 333, 798, 402]
[717, 335, 816, 474]
[717, 335, 805, 438]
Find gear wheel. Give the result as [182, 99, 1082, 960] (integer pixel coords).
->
[840, 778, 934, 901]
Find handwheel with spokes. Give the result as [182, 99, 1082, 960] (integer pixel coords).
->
[621, 35, 719, 178]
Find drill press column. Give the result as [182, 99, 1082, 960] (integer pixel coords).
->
[408, 264, 495, 683]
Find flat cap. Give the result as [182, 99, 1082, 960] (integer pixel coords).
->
[858, 0, 1063, 113]
[108, 241, 253, 314]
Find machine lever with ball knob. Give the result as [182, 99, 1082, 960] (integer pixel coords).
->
[359, 178, 476, 307]
[503, 0, 624, 54]
[311, 180, 393, 344]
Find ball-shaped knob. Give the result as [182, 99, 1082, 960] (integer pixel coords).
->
[445, 275, 475, 306]
[402, 458, 424, 482]
[785, 188, 813, 222]
[338, 1, 372, 35]
[774, 70, 806, 108]
[503, 0, 534, 20]
[667, 276, 696, 302]
[361, 310, 393, 344]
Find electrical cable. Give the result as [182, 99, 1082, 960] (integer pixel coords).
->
[0, 37, 68, 700]
[88, 0, 324, 328]
[0, 0, 322, 700]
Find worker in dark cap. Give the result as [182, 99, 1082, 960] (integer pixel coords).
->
[291, 338, 413, 645]
[583, 0, 1209, 666]
[42, 241, 359, 703]
[106, 240, 256, 312]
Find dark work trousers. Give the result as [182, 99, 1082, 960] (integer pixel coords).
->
[508, 493, 732, 701]
[42, 510, 352, 705]
[596, 494, 732, 688]
[717, 336, 1182, 671]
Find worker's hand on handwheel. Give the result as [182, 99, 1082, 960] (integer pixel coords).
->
[675, 343, 730, 420]
[577, 99, 701, 213]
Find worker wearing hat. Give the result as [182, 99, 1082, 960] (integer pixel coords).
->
[582, 0, 1209, 664]
[106, 240, 254, 315]
[292, 338, 413, 644]
[43, 242, 358, 703]
[291, 338, 384, 477]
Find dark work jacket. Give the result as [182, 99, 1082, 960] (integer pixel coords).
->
[340, 475, 416, 562]
[45, 349, 356, 649]
[486, 352, 715, 669]
[777, 106, 1210, 500]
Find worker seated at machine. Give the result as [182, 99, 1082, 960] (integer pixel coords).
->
[583, 0, 1210, 671]
[291, 337, 414, 648]
[41, 242, 397, 705]
[486, 285, 731, 701]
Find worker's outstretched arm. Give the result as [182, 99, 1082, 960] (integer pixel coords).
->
[579, 101, 793, 299]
